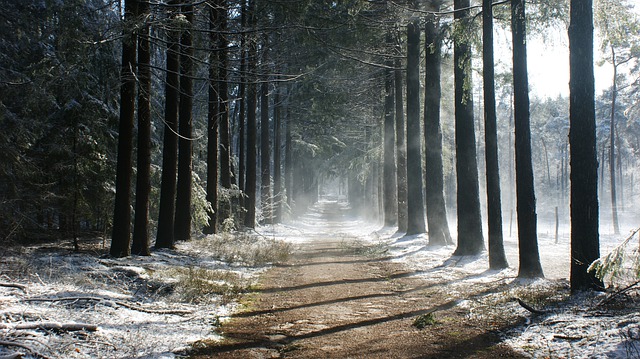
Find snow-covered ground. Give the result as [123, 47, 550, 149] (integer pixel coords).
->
[0, 234, 284, 358]
[1, 198, 638, 358]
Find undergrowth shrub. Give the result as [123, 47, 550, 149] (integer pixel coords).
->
[163, 267, 246, 304]
[199, 232, 292, 266]
[589, 227, 640, 288]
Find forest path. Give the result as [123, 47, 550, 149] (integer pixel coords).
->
[191, 201, 526, 358]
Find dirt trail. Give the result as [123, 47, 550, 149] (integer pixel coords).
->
[191, 201, 526, 358]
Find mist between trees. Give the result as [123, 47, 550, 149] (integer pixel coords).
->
[1, 0, 639, 292]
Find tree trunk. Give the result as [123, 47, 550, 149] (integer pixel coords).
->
[609, 46, 620, 235]
[424, 12, 452, 246]
[110, 0, 137, 258]
[155, 0, 181, 249]
[174, 1, 194, 241]
[204, 3, 219, 235]
[453, 0, 484, 256]
[132, 0, 151, 256]
[482, 0, 508, 268]
[244, 0, 258, 228]
[395, 57, 408, 233]
[273, 86, 283, 223]
[569, 0, 603, 292]
[383, 33, 397, 227]
[218, 0, 232, 226]
[405, 19, 426, 235]
[260, 33, 272, 224]
[285, 106, 293, 208]
[238, 0, 247, 200]
[512, 0, 543, 278]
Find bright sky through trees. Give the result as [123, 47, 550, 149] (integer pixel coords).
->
[522, 3, 638, 99]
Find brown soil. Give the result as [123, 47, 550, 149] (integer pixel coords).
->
[191, 203, 528, 358]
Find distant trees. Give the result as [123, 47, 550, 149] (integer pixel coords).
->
[594, 0, 640, 236]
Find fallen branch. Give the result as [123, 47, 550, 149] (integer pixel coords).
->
[0, 322, 97, 332]
[24, 296, 192, 315]
[597, 280, 640, 307]
[0, 353, 24, 359]
[515, 298, 548, 315]
[0, 283, 27, 293]
[0, 341, 50, 359]
[553, 334, 584, 341]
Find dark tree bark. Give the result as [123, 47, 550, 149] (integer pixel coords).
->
[174, 1, 194, 241]
[132, 0, 151, 256]
[218, 0, 233, 225]
[453, 0, 484, 256]
[395, 58, 408, 233]
[383, 34, 397, 227]
[285, 106, 293, 208]
[260, 77, 272, 224]
[273, 86, 283, 223]
[569, 0, 603, 292]
[204, 3, 219, 235]
[512, 0, 543, 278]
[155, 1, 181, 249]
[244, 0, 258, 228]
[110, 0, 137, 258]
[260, 32, 272, 224]
[483, 0, 508, 268]
[238, 0, 247, 198]
[405, 19, 426, 235]
[424, 13, 452, 246]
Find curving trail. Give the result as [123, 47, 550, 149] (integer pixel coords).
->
[191, 201, 526, 358]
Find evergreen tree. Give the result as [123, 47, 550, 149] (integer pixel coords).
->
[569, 0, 603, 292]
[424, 12, 452, 246]
[110, 0, 138, 258]
[483, 0, 508, 268]
[512, 0, 543, 278]
[383, 33, 398, 227]
[132, 0, 152, 256]
[405, 19, 426, 235]
[453, 0, 484, 256]
[156, 1, 181, 249]
[174, 1, 194, 241]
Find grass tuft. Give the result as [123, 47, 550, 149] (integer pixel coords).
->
[413, 312, 438, 329]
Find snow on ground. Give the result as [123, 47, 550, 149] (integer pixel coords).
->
[0, 235, 280, 358]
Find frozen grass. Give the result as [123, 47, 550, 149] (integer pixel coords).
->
[0, 231, 292, 358]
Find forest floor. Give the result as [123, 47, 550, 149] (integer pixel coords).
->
[1, 200, 638, 358]
[190, 205, 524, 358]
[190, 200, 640, 358]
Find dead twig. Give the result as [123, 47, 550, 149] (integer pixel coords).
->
[597, 280, 640, 307]
[0, 353, 25, 359]
[0, 322, 97, 332]
[0, 341, 51, 359]
[553, 334, 584, 341]
[514, 298, 548, 315]
[24, 296, 192, 315]
[0, 283, 27, 293]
